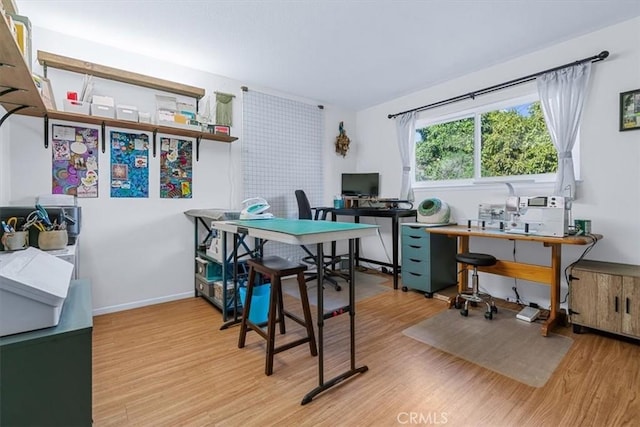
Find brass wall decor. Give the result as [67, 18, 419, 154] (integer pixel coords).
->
[335, 121, 350, 157]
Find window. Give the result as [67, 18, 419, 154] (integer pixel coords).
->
[414, 95, 567, 186]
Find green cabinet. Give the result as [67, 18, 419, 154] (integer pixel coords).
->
[0, 279, 93, 426]
[401, 224, 457, 297]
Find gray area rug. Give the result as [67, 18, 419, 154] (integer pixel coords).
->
[282, 271, 391, 313]
[402, 308, 574, 387]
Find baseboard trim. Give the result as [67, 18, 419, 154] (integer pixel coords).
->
[93, 291, 193, 316]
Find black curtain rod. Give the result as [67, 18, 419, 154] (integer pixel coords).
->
[388, 50, 609, 119]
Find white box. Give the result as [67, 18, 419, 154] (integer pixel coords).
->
[156, 95, 177, 111]
[138, 112, 151, 123]
[91, 103, 115, 119]
[206, 227, 253, 263]
[0, 247, 73, 336]
[213, 280, 234, 302]
[157, 109, 175, 123]
[516, 306, 540, 322]
[92, 95, 114, 107]
[116, 105, 139, 122]
[206, 228, 233, 263]
[63, 99, 90, 115]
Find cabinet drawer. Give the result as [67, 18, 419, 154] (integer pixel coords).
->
[195, 274, 215, 298]
[402, 255, 429, 276]
[402, 243, 430, 260]
[402, 270, 427, 288]
[403, 234, 430, 248]
[402, 224, 428, 238]
[195, 257, 222, 281]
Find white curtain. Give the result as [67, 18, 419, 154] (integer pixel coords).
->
[394, 111, 417, 201]
[537, 62, 591, 199]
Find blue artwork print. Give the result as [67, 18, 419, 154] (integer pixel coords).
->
[160, 137, 193, 199]
[110, 131, 149, 198]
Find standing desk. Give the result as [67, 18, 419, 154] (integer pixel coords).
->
[211, 218, 378, 404]
[426, 225, 602, 336]
[329, 208, 417, 289]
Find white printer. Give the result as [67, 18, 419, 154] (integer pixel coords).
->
[0, 247, 73, 336]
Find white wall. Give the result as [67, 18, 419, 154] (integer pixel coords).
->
[355, 18, 640, 308]
[5, 19, 638, 313]
[4, 27, 356, 314]
[0, 120, 10, 205]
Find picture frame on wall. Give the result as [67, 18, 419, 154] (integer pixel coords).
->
[619, 88, 640, 131]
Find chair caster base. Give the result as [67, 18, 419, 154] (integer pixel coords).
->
[402, 286, 408, 292]
[460, 309, 468, 317]
[484, 311, 493, 320]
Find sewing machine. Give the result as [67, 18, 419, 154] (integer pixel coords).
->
[504, 195, 569, 237]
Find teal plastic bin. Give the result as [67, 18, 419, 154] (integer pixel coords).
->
[238, 284, 271, 324]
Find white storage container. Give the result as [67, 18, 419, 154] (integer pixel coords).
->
[91, 103, 115, 119]
[63, 99, 90, 115]
[0, 247, 73, 336]
[116, 105, 139, 122]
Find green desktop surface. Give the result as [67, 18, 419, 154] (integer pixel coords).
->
[231, 218, 377, 235]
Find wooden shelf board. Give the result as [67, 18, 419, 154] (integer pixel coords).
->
[46, 109, 237, 142]
[37, 50, 205, 99]
[0, 15, 46, 116]
[1, 18, 237, 146]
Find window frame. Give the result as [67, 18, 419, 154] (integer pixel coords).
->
[412, 93, 581, 189]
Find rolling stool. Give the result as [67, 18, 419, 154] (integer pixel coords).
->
[238, 255, 317, 375]
[454, 252, 498, 319]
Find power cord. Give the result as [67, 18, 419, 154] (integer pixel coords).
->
[561, 233, 600, 304]
[511, 240, 525, 306]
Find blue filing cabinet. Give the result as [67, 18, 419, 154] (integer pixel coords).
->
[401, 223, 457, 297]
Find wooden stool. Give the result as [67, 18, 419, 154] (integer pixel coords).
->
[238, 255, 318, 375]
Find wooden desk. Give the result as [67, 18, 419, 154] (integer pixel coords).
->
[426, 225, 602, 336]
[329, 207, 417, 289]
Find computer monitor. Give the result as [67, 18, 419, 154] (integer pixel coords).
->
[341, 173, 379, 197]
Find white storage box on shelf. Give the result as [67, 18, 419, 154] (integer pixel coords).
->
[63, 99, 90, 115]
[116, 105, 139, 122]
[91, 103, 115, 119]
[0, 247, 74, 336]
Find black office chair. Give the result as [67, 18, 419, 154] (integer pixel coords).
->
[295, 190, 347, 291]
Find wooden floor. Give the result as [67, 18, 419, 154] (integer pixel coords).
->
[93, 274, 640, 426]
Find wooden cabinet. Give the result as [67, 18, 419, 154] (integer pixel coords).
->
[401, 223, 457, 297]
[570, 260, 640, 339]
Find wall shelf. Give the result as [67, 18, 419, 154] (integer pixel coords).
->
[1, 17, 237, 157]
[0, 14, 46, 122]
[37, 50, 205, 100]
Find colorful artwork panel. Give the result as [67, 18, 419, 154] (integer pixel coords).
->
[110, 131, 150, 198]
[160, 137, 193, 199]
[51, 125, 99, 198]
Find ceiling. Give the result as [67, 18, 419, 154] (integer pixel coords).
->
[15, 0, 640, 110]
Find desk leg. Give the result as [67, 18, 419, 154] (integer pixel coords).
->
[220, 233, 242, 330]
[392, 215, 399, 290]
[354, 216, 360, 268]
[541, 243, 562, 337]
[302, 239, 368, 405]
[457, 236, 470, 294]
